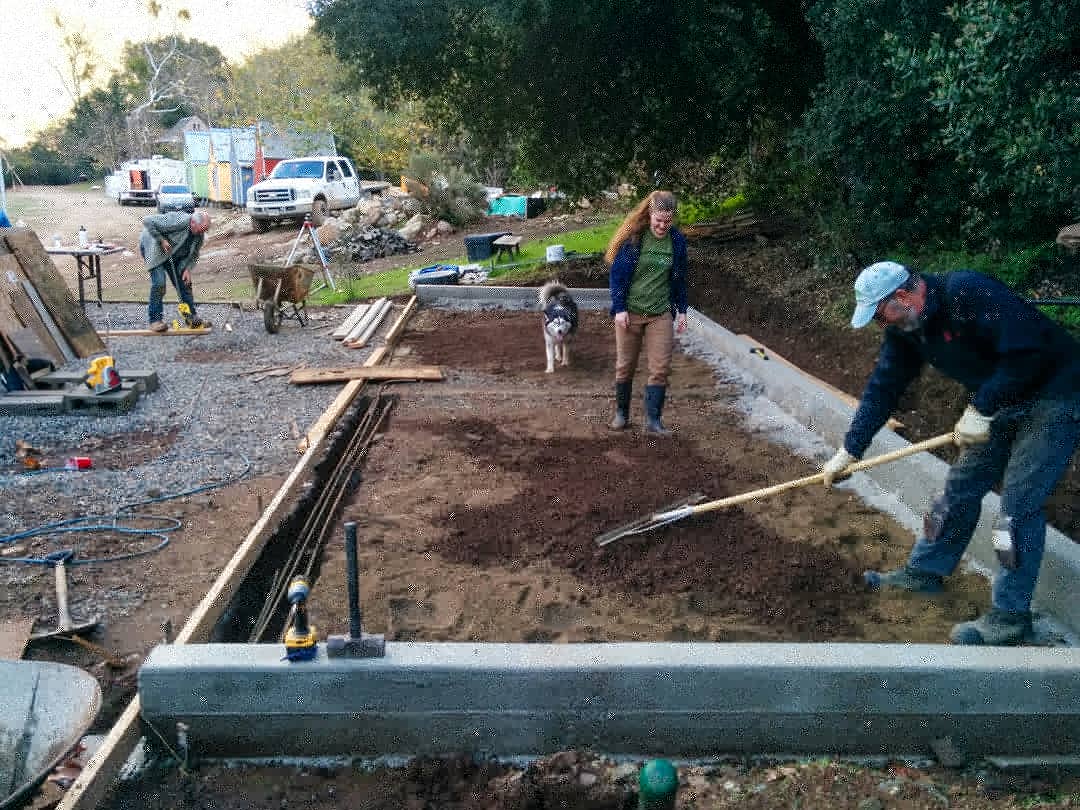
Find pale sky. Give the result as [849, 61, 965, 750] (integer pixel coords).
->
[0, 0, 314, 146]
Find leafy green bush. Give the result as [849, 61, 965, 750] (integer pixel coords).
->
[677, 193, 748, 225]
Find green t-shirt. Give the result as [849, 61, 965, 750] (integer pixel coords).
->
[626, 231, 672, 315]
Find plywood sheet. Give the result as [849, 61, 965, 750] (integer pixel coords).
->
[2, 228, 104, 357]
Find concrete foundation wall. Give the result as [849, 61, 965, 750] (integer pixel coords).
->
[140, 642, 1080, 759]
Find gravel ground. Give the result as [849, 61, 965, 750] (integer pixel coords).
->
[1, 301, 368, 538]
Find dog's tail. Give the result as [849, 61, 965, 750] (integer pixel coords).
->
[539, 280, 568, 307]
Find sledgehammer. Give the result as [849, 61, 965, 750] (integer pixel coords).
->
[31, 550, 101, 641]
[596, 432, 956, 546]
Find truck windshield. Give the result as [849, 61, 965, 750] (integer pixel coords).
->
[270, 161, 324, 180]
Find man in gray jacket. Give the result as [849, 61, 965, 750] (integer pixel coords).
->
[139, 211, 212, 331]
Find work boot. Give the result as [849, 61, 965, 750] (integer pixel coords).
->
[863, 566, 944, 593]
[949, 608, 1033, 646]
[644, 384, 671, 435]
[149, 321, 168, 333]
[609, 381, 632, 430]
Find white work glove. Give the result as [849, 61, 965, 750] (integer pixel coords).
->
[954, 405, 992, 447]
[822, 448, 858, 487]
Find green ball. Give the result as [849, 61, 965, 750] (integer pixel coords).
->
[638, 759, 678, 809]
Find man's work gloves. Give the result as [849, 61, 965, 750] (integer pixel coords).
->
[954, 405, 992, 447]
[822, 448, 858, 487]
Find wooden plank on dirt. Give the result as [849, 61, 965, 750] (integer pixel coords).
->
[737, 334, 904, 431]
[289, 365, 444, 385]
[0, 618, 33, 660]
[2, 228, 105, 358]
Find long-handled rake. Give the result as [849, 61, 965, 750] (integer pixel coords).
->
[595, 433, 955, 547]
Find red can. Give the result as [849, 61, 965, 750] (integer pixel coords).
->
[65, 456, 93, 470]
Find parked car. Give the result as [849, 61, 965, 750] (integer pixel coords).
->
[157, 184, 196, 213]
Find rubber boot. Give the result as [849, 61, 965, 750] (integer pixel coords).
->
[609, 381, 632, 430]
[644, 385, 671, 435]
[863, 566, 944, 593]
[949, 608, 1032, 646]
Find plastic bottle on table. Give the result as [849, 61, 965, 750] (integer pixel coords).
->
[78, 225, 89, 248]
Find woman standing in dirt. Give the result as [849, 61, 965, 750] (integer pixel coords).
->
[605, 190, 689, 434]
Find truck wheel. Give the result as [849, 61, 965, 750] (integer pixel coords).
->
[310, 198, 329, 226]
[252, 217, 271, 233]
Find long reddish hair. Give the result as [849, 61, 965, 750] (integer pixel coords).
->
[604, 190, 677, 265]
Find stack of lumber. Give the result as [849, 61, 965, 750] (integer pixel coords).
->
[680, 211, 780, 242]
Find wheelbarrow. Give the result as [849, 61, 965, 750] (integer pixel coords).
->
[249, 263, 316, 334]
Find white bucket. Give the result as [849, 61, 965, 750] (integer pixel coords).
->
[545, 244, 565, 263]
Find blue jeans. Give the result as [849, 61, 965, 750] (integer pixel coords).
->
[908, 395, 1080, 613]
[148, 260, 198, 324]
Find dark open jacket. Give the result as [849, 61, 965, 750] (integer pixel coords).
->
[608, 227, 689, 317]
[844, 271, 1080, 457]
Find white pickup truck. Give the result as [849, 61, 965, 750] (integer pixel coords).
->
[246, 156, 361, 232]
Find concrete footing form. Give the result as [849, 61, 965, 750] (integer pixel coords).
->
[138, 286, 1080, 762]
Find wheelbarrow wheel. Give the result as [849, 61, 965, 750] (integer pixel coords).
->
[263, 300, 281, 333]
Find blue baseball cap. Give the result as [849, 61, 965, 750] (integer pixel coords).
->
[851, 261, 910, 328]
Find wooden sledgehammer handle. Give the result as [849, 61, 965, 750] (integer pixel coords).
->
[690, 432, 956, 517]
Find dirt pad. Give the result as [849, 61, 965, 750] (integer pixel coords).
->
[312, 308, 990, 645]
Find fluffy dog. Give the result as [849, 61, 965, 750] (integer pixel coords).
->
[539, 280, 579, 373]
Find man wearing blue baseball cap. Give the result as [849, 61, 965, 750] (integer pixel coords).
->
[822, 261, 1080, 645]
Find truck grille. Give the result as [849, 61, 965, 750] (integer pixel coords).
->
[253, 188, 295, 203]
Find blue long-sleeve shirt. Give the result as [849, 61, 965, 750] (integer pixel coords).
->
[608, 227, 689, 317]
[844, 271, 1080, 457]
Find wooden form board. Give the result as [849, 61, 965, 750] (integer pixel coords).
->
[0, 251, 66, 366]
[2, 228, 105, 358]
[289, 365, 443, 385]
[737, 334, 904, 432]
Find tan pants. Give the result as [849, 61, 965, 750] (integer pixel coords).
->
[614, 312, 674, 386]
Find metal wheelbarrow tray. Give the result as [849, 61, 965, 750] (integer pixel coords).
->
[249, 263, 316, 334]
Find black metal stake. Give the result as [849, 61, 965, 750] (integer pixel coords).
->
[326, 521, 386, 658]
[345, 521, 362, 638]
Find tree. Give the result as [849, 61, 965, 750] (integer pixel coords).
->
[229, 32, 425, 174]
[311, 0, 823, 192]
[120, 35, 231, 154]
[793, 0, 1080, 246]
[51, 13, 98, 103]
